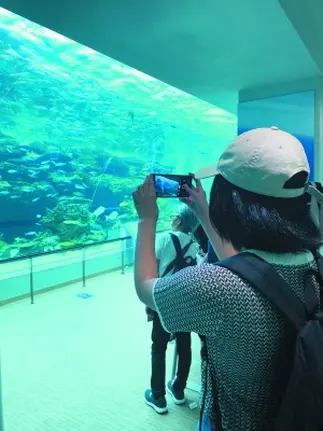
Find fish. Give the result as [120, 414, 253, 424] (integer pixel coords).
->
[0, 191, 10, 195]
[119, 201, 129, 207]
[21, 186, 33, 192]
[63, 220, 82, 225]
[36, 153, 72, 164]
[52, 161, 67, 167]
[25, 231, 37, 236]
[10, 195, 19, 199]
[36, 214, 42, 218]
[8, 169, 19, 174]
[106, 211, 119, 220]
[28, 170, 39, 177]
[9, 249, 19, 258]
[75, 184, 86, 190]
[92, 206, 105, 218]
[101, 206, 120, 213]
[32, 197, 40, 202]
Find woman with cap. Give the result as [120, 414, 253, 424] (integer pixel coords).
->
[132, 127, 323, 431]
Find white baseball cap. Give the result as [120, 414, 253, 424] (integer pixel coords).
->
[195, 126, 323, 203]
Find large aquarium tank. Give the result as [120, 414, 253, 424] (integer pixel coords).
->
[0, 7, 237, 261]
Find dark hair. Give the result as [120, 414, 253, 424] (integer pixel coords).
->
[209, 175, 322, 253]
[193, 224, 208, 253]
[173, 204, 199, 234]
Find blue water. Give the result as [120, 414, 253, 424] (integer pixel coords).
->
[0, 7, 236, 261]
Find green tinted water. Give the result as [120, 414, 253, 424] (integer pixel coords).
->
[0, 7, 236, 260]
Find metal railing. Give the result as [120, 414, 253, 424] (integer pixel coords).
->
[0, 228, 168, 305]
[0, 235, 132, 305]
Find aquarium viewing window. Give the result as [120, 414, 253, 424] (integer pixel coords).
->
[0, 7, 237, 261]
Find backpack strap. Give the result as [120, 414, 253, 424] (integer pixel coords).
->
[161, 233, 193, 277]
[310, 248, 323, 313]
[310, 182, 323, 234]
[316, 183, 323, 231]
[170, 233, 185, 269]
[312, 248, 323, 281]
[314, 181, 323, 198]
[202, 251, 322, 430]
[217, 252, 309, 332]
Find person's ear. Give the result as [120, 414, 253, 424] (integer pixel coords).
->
[173, 217, 181, 228]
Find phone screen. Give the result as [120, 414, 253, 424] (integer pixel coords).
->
[152, 174, 192, 198]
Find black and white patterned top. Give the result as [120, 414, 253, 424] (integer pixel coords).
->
[153, 248, 323, 431]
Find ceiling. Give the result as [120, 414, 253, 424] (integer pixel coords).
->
[1, 0, 322, 112]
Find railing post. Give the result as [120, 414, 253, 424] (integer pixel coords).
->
[30, 257, 34, 305]
[121, 238, 125, 275]
[82, 247, 86, 287]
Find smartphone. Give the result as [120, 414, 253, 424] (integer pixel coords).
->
[152, 174, 193, 198]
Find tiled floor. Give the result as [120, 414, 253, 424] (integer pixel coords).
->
[0, 269, 201, 430]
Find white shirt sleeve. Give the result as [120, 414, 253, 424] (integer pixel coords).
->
[155, 232, 168, 261]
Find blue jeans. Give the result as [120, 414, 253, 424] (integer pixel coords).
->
[196, 416, 216, 431]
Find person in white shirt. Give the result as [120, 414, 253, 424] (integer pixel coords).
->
[144, 205, 199, 414]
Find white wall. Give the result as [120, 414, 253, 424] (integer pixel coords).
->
[0, 244, 134, 304]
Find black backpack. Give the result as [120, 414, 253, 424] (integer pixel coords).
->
[311, 182, 323, 234]
[200, 250, 323, 431]
[161, 233, 197, 277]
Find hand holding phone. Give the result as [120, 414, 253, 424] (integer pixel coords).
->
[179, 174, 210, 222]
